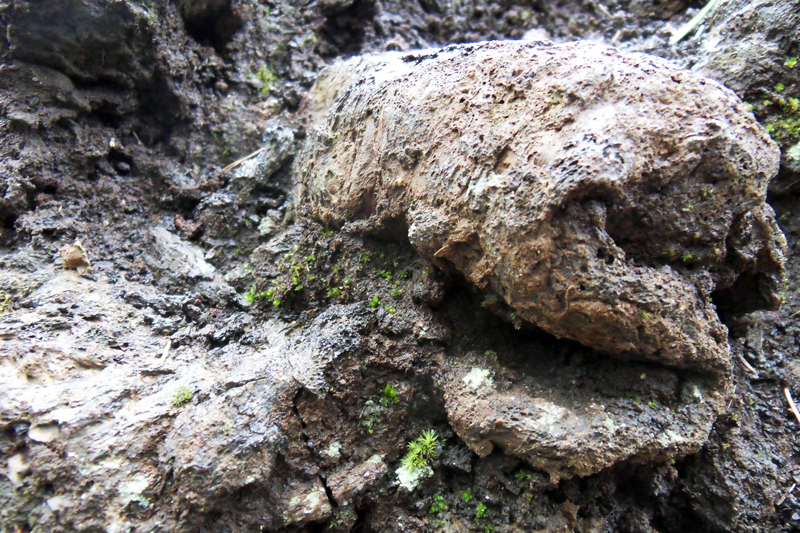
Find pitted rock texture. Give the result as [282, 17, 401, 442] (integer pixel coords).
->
[439, 350, 724, 482]
[297, 40, 786, 371]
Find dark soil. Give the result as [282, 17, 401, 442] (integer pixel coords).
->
[1, 0, 799, 532]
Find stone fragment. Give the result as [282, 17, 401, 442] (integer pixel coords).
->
[234, 120, 296, 186]
[147, 226, 215, 281]
[297, 40, 785, 371]
[327, 455, 388, 504]
[6, 453, 30, 487]
[280, 480, 333, 526]
[59, 241, 92, 273]
[142, 226, 237, 305]
[28, 423, 60, 443]
[440, 351, 721, 481]
[5, 0, 162, 87]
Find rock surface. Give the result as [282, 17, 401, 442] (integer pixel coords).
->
[0, 264, 380, 531]
[2, 0, 800, 530]
[439, 349, 723, 481]
[297, 39, 786, 371]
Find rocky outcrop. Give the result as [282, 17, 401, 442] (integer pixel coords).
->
[2, 1, 795, 526]
[297, 39, 786, 372]
[0, 251, 373, 532]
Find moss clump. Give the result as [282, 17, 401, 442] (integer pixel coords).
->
[396, 430, 440, 491]
[380, 383, 399, 407]
[256, 65, 276, 96]
[171, 387, 193, 408]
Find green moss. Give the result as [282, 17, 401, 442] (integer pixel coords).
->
[359, 400, 381, 435]
[429, 494, 447, 514]
[256, 65, 276, 96]
[396, 430, 440, 490]
[515, 471, 533, 481]
[171, 387, 193, 408]
[327, 287, 342, 298]
[765, 114, 800, 141]
[380, 383, 399, 406]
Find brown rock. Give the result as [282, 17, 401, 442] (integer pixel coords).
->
[327, 455, 388, 504]
[59, 241, 92, 273]
[297, 40, 786, 371]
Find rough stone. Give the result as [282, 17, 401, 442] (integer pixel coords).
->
[234, 120, 296, 187]
[686, 0, 800, 98]
[327, 455, 388, 504]
[297, 40, 786, 372]
[281, 479, 333, 526]
[439, 350, 723, 482]
[147, 226, 216, 281]
[59, 241, 92, 273]
[4, 0, 161, 88]
[0, 268, 367, 531]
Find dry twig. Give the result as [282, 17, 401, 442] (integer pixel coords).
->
[737, 352, 759, 376]
[596, 3, 612, 18]
[222, 147, 265, 172]
[160, 339, 172, 361]
[784, 387, 800, 426]
[669, 0, 720, 46]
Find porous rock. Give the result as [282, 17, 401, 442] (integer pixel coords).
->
[297, 40, 786, 371]
[0, 269, 376, 531]
[439, 350, 723, 482]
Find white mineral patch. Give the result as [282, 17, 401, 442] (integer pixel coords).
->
[462, 367, 492, 390]
[787, 143, 800, 164]
[99, 456, 125, 470]
[396, 463, 433, 492]
[323, 442, 342, 459]
[117, 473, 151, 506]
[46, 495, 72, 512]
[6, 453, 30, 487]
[657, 429, 687, 448]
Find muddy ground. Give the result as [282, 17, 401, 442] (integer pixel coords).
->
[1, 0, 800, 532]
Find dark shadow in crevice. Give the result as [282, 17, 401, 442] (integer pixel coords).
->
[316, 0, 376, 58]
[176, 0, 244, 52]
[2, 214, 18, 231]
